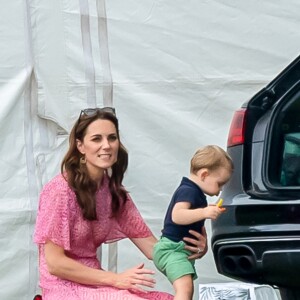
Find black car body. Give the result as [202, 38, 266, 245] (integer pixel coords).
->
[211, 55, 300, 299]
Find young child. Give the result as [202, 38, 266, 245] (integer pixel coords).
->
[153, 145, 233, 300]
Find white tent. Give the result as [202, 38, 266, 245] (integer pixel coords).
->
[1, 1, 299, 299]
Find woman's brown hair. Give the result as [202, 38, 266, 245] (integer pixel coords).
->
[61, 109, 128, 220]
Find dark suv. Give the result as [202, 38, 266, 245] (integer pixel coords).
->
[211, 55, 300, 300]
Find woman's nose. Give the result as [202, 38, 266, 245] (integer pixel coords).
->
[102, 138, 111, 148]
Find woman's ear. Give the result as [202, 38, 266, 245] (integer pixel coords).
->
[76, 139, 85, 154]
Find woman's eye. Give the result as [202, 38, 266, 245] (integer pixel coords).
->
[108, 135, 117, 141]
[93, 137, 101, 141]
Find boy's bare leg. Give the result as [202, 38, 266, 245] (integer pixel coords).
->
[173, 274, 194, 300]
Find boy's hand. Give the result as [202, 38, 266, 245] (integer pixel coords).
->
[204, 204, 224, 220]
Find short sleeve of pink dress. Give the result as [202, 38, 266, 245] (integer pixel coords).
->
[34, 174, 173, 300]
[104, 193, 153, 243]
[34, 174, 73, 250]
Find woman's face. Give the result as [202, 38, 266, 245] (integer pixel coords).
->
[76, 119, 119, 180]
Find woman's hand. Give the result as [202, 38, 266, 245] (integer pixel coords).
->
[45, 241, 155, 290]
[183, 227, 208, 260]
[114, 263, 156, 293]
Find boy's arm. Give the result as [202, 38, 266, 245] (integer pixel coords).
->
[172, 201, 207, 225]
[172, 201, 223, 225]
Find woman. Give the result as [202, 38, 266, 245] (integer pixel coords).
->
[34, 107, 207, 299]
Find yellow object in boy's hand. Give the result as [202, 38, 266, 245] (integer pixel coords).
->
[217, 198, 226, 212]
[217, 198, 223, 207]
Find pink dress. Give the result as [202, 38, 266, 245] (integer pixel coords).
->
[34, 174, 173, 300]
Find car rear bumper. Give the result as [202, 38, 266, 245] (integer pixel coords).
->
[213, 236, 300, 288]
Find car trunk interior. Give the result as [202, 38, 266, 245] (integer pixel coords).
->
[268, 91, 300, 189]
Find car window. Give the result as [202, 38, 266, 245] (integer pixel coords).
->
[281, 132, 300, 186]
[272, 97, 300, 187]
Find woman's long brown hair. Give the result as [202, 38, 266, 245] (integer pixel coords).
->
[61, 110, 128, 220]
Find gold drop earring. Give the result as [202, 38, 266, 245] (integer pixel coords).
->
[80, 155, 86, 164]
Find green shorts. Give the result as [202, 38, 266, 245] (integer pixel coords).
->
[153, 237, 197, 283]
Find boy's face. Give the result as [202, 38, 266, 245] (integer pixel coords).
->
[198, 167, 232, 197]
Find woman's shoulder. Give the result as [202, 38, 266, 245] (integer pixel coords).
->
[40, 173, 73, 198]
[38, 174, 78, 214]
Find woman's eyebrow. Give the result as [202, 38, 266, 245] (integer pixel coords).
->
[90, 134, 102, 137]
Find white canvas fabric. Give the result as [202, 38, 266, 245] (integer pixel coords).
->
[0, 1, 299, 299]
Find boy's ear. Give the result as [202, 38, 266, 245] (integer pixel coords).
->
[197, 168, 209, 181]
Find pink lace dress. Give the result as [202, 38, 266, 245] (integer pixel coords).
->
[34, 174, 173, 300]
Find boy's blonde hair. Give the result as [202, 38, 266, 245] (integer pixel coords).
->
[190, 145, 233, 174]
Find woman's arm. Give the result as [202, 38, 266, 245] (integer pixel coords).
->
[131, 229, 208, 261]
[130, 234, 158, 260]
[44, 240, 156, 292]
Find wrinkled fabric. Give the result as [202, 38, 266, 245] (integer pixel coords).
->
[42, 286, 173, 300]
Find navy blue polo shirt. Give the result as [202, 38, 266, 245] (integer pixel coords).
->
[161, 177, 207, 242]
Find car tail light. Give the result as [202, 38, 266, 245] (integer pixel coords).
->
[227, 108, 246, 147]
